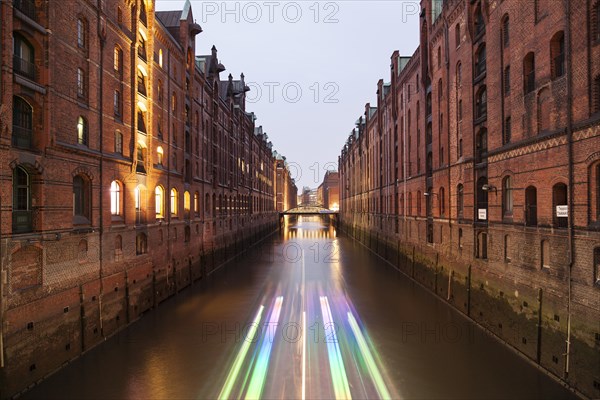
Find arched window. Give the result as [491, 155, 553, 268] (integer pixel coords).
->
[184, 191, 191, 218]
[523, 52, 535, 94]
[12, 96, 33, 149]
[550, 31, 565, 79]
[504, 66, 511, 95]
[136, 232, 147, 255]
[171, 188, 178, 216]
[475, 44, 486, 77]
[13, 166, 32, 233]
[155, 186, 165, 218]
[77, 116, 88, 146]
[502, 176, 513, 217]
[13, 33, 35, 79]
[476, 86, 487, 118]
[110, 180, 122, 216]
[552, 183, 568, 228]
[502, 15, 509, 47]
[138, 35, 147, 61]
[537, 88, 552, 133]
[73, 175, 90, 223]
[457, 184, 464, 219]
[194, 192, 200, 216]
[525, 186, 538, 226]
[158, 49, 163, 67]
[77, 17, 87, 49]
[477, 231, 488, 259]
[474, 5, 485, 36]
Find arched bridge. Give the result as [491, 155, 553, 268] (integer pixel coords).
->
[280, 206, 339, 215]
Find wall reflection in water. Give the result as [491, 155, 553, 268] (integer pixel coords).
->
[282, 215, 337, 240]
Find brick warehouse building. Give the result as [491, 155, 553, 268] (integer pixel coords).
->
[0, 0, 296, 396]
[274, 152, 298, 212]
[339, 0, 600, 397]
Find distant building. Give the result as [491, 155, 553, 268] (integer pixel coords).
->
[318, 171, 340, 210]
[274, 153, 298, 211]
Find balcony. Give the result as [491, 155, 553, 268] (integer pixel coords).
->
[13, 55, 37, 81]
[13, 0, 37, 22]
[12, 124, 32, 149]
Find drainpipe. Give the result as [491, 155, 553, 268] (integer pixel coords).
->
[0, 0, 4, 371]
[444, 15, 452, 243]
[97, 0, 106, 339]
[564, 0, 574, 380]
[403, 83, 407, 220]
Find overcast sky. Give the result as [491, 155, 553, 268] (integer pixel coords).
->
[155, 0, 420, 189]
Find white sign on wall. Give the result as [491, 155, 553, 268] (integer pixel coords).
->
[478, 209, 487, 220]
[556, 205, 568, 218]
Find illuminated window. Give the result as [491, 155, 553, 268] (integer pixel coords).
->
[77, 116, 88, 146]
[157, 146, 164, 165]
[170, 188, 178, 215]
[110, 180, 121, 215]
[155, 186, 164, 218]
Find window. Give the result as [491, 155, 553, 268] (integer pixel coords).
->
[439, 187, 446, 216]
[538, 89, 551, 133]
[115, 131, 123, 154]
[504, 66, 510, 95]
[171, 92, 177, 113]
[455, 23, 461, 48]
[504, 235, 511, 262]
[541, 240, 550, 268]
[13, 166, 32, 233]
[437, 46, 442, 69]
[139, 1, 148, 26]
[477, 232, 488, 259]
[457, 184, 464, 218]
[476, 177, 488, 220]
[114, 90, 122, 116]
[73, 175, 90, 222]
[504, 117, 511, 145]
[594, 75, 600, 114]
[170, 188, 178, 215]
[138, 36, 147, 61]
[523, 52, 535, 94]
[194, 192, 200, 216]
[137, 109, 147, 133]
[502, 15, 509, 47]
[12, 96, 33, 149]
[525, 186, 538, 226]
[155, 186, 165, 218]
[456, 62, 462, 86]
[502, 176, 513, 217]
[474, 6, 485, 36]
[77, 68, 86, 99]
[552, 183, 568, 228]
[157, 146, 164, 165]
[13, 33, 35, 80]
[408, 193, 413, 215]
[136, 233, 147, 255]
[158, 49, 163, 67]
[137, 69, 147, 96]
[114, 46, 123, 76]
[476, 86, 487, 119]
[157, 80, 163, 102]
[417, 191, 422, 216]
[110, 180, 121, 216]
[184, 191, 191, 218]
[136, 143, 146, 173]
[550, 31, 565, 79]
[77, 116, 88, 146]
[475, 44, 486, 77]
[77, 17, 87, 49]
[458, 99, 463, 121]
[594, 247, 600, 285]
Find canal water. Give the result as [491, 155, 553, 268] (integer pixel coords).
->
[24, 216, 576, 399]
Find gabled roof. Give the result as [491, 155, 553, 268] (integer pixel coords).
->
[156, 11, 181, 28]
